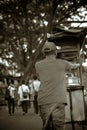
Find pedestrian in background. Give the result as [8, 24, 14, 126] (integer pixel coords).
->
[35, 41, 80, 130]
[5, 81, 16, 116]
[32, 75, 41, 114]
[18, 80, 30, 115]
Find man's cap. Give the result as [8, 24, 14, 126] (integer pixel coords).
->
[43, 41, 56, 53]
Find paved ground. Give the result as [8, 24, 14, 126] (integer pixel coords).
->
[0, 105, 87, 130]
[0, 105, 42, 130]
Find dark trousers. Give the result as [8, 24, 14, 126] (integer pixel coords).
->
[21, 100, 29, 113]
[8, 98, 15, 115]
[33, 95, 38, 114]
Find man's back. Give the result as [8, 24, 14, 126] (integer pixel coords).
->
[35, 55, 72, 105]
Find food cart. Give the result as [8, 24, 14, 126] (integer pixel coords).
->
[48, 27, 87, 130]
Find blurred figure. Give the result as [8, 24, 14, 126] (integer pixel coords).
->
[28, 77, 41, 114]
[18, 80, 30, 115]
[5, 81, 16, 116]
[32, 75, 41, 114]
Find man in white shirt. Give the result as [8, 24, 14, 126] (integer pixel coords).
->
[32, 75, 41, 114]
[18, 80, 30, 115]
[7, 82, 16, 115]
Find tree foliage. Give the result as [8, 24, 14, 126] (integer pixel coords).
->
[0, 0, 87, 81]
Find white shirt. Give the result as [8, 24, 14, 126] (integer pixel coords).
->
[28, 80, 41, 101]
[18, 84, 30, 101]
[8, 86, 15, 98]
[33, 80, 41, 92]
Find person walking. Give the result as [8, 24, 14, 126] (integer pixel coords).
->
[18, 80, 30, 115]
[5, 81, 16, 116]
[35, 41, 80, 130]
[32, 75, 41, 114]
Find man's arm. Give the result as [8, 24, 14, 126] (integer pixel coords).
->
[71, 63, 80, 70]
[65, 60, 80, 71]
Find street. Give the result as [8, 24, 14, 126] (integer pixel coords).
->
[0, 105, 87, 130]
[0, 105, 42, 130]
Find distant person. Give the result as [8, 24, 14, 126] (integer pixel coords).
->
[35, 41, 80, 130]
[18, 80, 30, 115]
[5, 81, 16, 116]
[32, 75, 41, 114]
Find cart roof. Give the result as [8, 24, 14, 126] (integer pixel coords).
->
[48, 27, 87, 48]
[48, 27, 87, 61]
